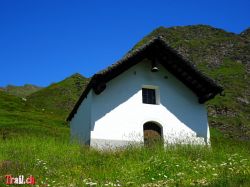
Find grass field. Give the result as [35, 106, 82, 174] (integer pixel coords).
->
[0, 85, 250, 186]
[0, 129, 249, 187]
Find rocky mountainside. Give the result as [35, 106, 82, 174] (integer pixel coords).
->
[132, 25, 250, 140]
[0, 84, 42, 98]
[240, 27, 250, 41]
[133, 25, 250, 70]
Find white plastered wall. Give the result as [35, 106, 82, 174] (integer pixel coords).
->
[89, 59, 210, 148]
[70, 90, 92, 145]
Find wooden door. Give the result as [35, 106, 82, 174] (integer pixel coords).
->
[143, 122, 163, 147]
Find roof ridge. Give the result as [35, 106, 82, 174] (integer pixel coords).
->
[67, 36, 223, 121]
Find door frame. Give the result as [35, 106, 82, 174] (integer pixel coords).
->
[143, 121, 163, 146]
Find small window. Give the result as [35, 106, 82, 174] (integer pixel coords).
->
[142, 88, 156, 104]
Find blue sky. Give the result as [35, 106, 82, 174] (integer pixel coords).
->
[0, 0, 249, 87]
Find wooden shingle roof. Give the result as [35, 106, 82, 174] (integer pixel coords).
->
[67, 37, 223, 121]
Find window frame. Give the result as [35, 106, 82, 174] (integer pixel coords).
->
[142, 85, 160, 105]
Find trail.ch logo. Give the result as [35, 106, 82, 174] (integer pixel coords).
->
[5, 175, 35, 185]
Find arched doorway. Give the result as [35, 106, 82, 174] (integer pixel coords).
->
[143, 122, 163, 147]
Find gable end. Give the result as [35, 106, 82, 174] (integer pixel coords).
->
[67, 37, 223, 121]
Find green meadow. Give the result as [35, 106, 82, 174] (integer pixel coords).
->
[0, 90, 249, 186]
[0, 130, 249, 187]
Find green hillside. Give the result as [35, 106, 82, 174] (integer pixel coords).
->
[0, 73, 88, 140]
[0, 84, 42, 98]
[0, 91, 68, 139]
[131, 25, 250, 141]
[26, 73, 89, 118]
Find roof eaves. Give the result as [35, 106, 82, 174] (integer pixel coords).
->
[67, 36, 223, 121]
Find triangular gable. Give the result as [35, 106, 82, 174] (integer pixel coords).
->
[67, 37, 223, 121]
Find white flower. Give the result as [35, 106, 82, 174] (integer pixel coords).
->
[240, 159, 247, 162]
[220, 163, 227, 166]
[177, 172, 184, 176]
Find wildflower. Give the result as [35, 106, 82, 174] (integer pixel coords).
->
[240, 159, 247, 162]
[220, 163, 227, 166]
[86, 182, 97, 186]
[196, 178, 208, 185]
[168, 179, 174, 183]
[177, 172, 184, 176]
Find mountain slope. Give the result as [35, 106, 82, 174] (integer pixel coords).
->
[0, 90, 68, 139]
[0, 90, 25, 112]
[132, 25, 250, 140]
[133, 25, 250, 69]
[0, 73, 89, 139]
[26, 73, 89, 117]
[240, 27, 250, 41]
[0, 84, 42, 98]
